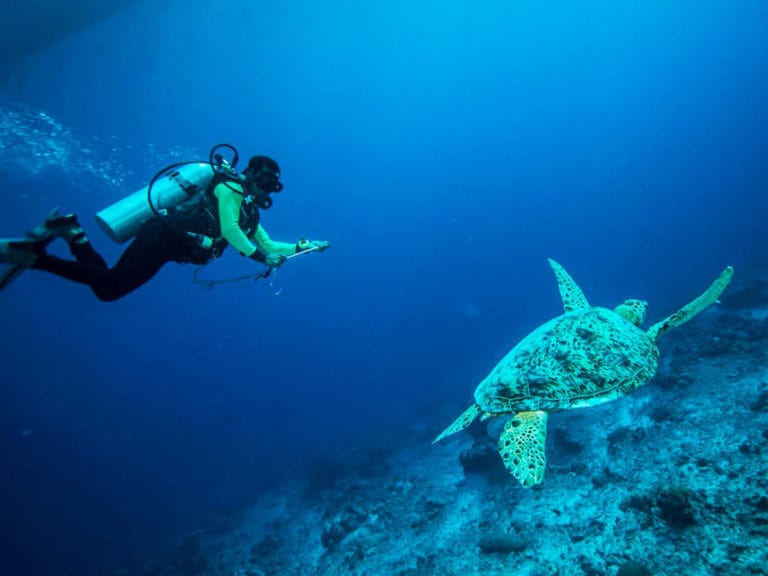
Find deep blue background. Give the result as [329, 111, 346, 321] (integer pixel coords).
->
[1, 1, 767, 574]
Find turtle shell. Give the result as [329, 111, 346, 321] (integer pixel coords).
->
[475, 307, 659, 414]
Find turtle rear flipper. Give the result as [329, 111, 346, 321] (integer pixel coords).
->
[647, 266, 734, 341]
[433, 404, 482, 443]
[498, 410, 548, 488]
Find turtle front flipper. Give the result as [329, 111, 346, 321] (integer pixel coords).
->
[433, 404, 482, 443]
[647, 266, 734, 341]
[548, 259, 590, 312]
[498, 410, 548, 488]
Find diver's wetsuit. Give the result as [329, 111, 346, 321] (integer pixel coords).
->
[32, 183, 262, 301]
[33, 217, 213, 301]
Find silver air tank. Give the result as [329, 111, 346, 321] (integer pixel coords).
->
[95, 163, 214, 243]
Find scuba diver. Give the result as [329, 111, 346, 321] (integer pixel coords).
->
[0, 145, 330, 301]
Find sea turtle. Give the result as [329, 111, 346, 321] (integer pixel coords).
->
[434, 259, 734, 488]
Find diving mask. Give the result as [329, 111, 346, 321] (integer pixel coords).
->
[252, 168, 283, 194]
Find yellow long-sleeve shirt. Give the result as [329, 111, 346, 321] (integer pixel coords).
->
[213, 182, 297, 257]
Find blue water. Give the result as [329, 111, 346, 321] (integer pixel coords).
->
[0, 1, 766, 574]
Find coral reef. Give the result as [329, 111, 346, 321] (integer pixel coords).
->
[116, 273, 768, 576]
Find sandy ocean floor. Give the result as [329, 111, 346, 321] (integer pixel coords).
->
[116, 274, 768, 576]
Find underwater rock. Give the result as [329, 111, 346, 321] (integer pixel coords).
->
[459, 442, 498, 473]
[747, 495, 768, 512]
[654, 371, 696, 390]
[477, 533, 527, 554]
[321, 505, 367, 551]
[422, 494, 449, 516]
[458, 441, 509, 483]
[607, 426, 646, 452]
[621, 493, 653, 514]
[591, 466, 623, 488]
[321, 520, 350, 551]
[649, 405, 674, 423]
[249, 534, 281, 562]
[617, 560, 652, 576]
[739, 441, 762, 456]
[552, 427, 586, 455]
[577, 557, 603, 576]
[750, 388, 768, 412]
[656, 486, 698, 529]
[568, 462, 589, 475]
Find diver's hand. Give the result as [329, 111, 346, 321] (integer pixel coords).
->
[265, 253, 287, 268]
[296, 238, 331, 253]
[308, 240, 331, 252]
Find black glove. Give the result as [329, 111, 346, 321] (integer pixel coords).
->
[249, 250, 267, 263]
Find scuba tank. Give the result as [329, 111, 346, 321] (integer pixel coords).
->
[94, 144, 241, 243]
[95, 163, 214, 243]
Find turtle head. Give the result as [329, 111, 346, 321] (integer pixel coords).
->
[613, 299, 647, 326]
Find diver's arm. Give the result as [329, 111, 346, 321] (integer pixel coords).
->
[213, 183, 264, 260]
[252, 224, 303, 256]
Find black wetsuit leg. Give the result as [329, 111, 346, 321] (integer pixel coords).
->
[33, 219, 196, 301]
